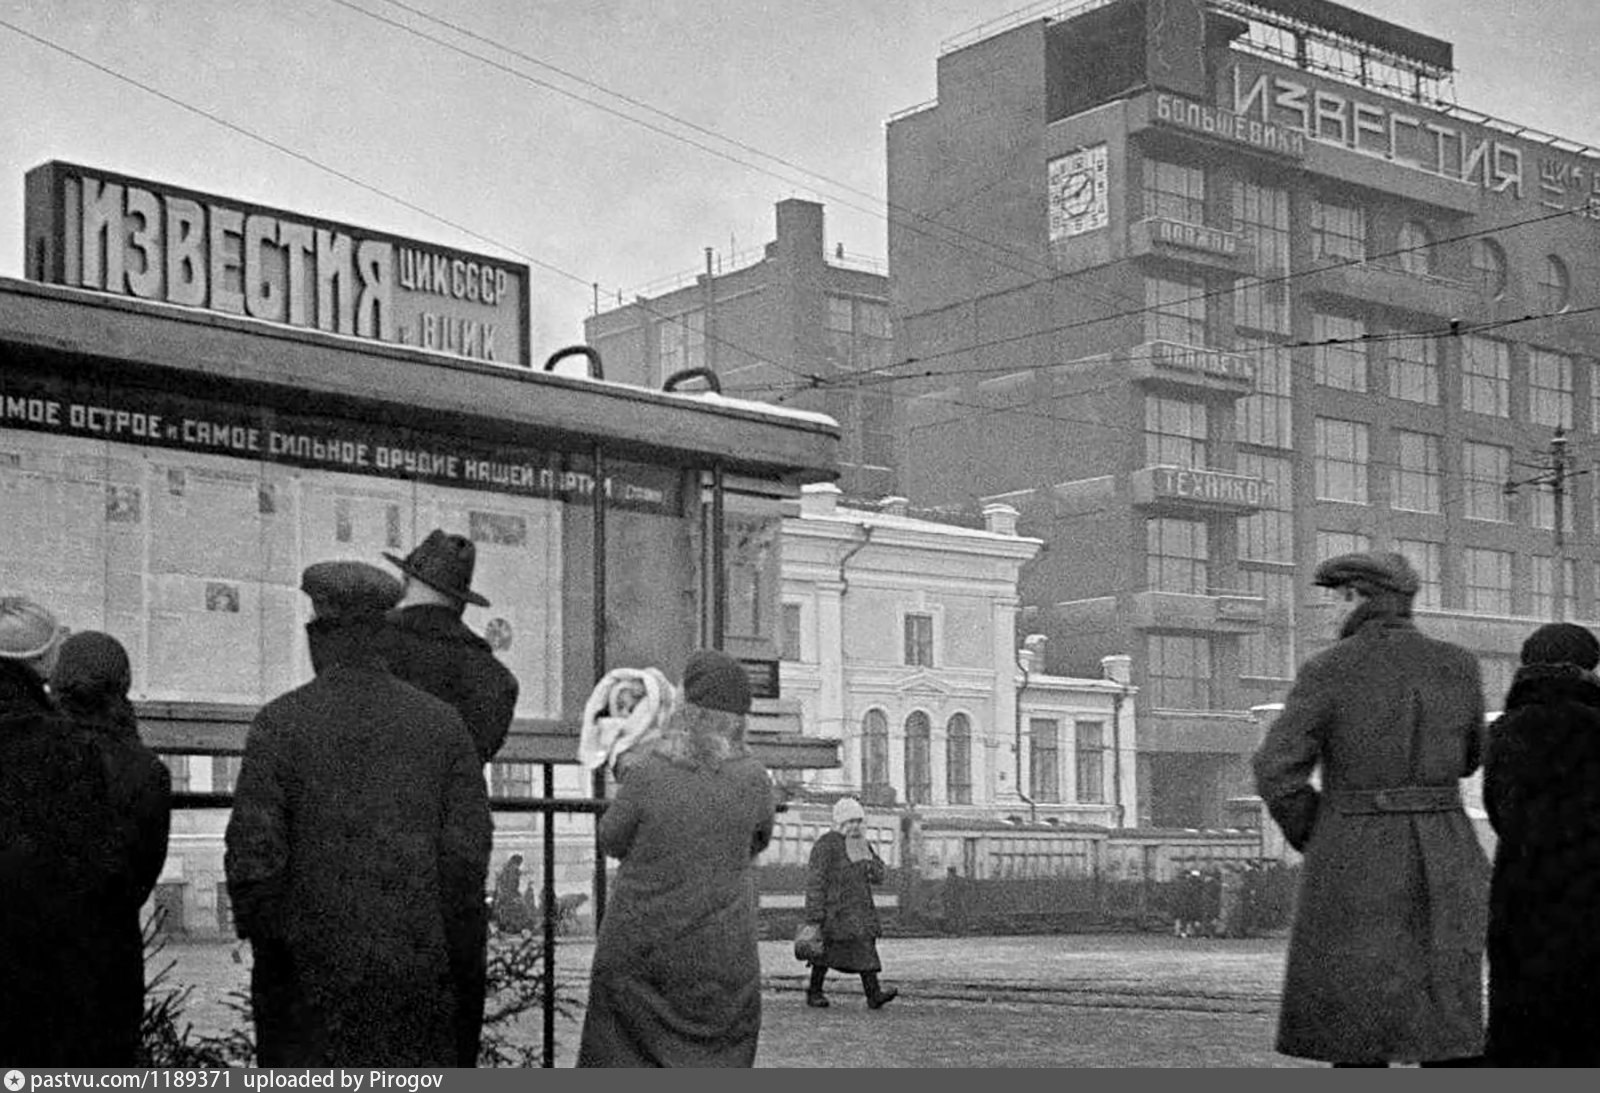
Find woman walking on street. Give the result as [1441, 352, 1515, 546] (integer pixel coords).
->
[804, 797, 898, 1010]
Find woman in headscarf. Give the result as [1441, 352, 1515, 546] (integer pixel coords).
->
[802, 796, 898, 1010]
[50, 629, 172, 1065]
[576, 649, 776, 1067]
[1484, 622, 1600, 1066]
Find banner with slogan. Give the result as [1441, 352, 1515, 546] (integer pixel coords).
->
[0, 363, 683, 516]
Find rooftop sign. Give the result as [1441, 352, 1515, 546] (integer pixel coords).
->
[23, 161, 530, 367]
[1150, 92, 1307, 159]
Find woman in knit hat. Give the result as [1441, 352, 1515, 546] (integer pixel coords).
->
[50, 631, 172, 1065]
[1484, 622, 1600, 1065]
[802, 796, 898, 1009]
[577, 649, 776, 1068]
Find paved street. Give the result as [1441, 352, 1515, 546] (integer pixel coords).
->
[162, 932, 1314, 1067]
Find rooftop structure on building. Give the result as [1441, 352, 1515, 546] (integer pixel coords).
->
[887, 0, 1600, 827]
[585, 199, 894, 499]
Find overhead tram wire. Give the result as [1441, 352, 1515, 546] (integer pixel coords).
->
[829, 202, 1599, 392]
[325, 0, 1152, 321]
[0, 16, 825, 389]
[738, 302, 1600, 402]
[349, 0, 1150, 313]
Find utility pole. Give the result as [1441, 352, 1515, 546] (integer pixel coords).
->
[1505, 426, 1583, 621]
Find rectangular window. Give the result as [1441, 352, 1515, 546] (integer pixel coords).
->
[212, 755, 243, 795]
[1529, 348, 1574, 429]
[1148, 634, 1212, 710]
[1233, 181, 1290, 334]
[1568, 559, 1581, 621]
[1236, 339, 1292, 448]
[1312, 199, 1366, 261]
[1316, 530, 1372, 560]
[1237, 453, 1294, 563]
[1145, 276, 1208, 346]
[826, 296, 854, 333]
[1391, 430, 1442, 513]
[1145, 396, 1209, 467]
[946, 715, 972, 806]
[1463, 442, 1511, 522]
[1531, 556, 1555, 620]
[780, 603, 802, 662]
[1143, 159, 1206, 224]
[1146, 517, 1210, 594]
[1389, 336, 1439, 404]
[1531, 483, 1574, 532]
[1239, 568, 1294, 678]
[1463, 547, 1513, 615]
[1314, 418, 1369, 503]
[1075, 721, 1106, 804]
[160, 755, 191, 793]
[1029, 718, 1061, 803]
[1394, 539, 1443, 610]
[1461, 336, 1511, 418]
[490, 762, 535, 799]
[1312, 313, 1367, 391]
[904, 613, 934, 667]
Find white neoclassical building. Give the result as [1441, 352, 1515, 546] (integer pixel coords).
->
[779, 484, 1137, 825]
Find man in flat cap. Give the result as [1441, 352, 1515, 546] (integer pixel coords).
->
[225, 562, 491, 1066]
[371, 530, 519, 1063]
[1, 597, 128, 1065]
[1253, 551, 1489, 1068]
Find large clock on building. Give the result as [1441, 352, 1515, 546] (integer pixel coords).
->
[1048, 145, 1109, 240]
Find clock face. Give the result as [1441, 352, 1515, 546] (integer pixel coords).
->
[1049, 145, 1109, 240]
[1060, 169, 1098, 216]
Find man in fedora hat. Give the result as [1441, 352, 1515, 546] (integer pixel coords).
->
[1, 596, 129, 1065]
[371, 530, 517, 1066]
[1253, 551, 1488, 1067]
[225, 562, 491, 1066]
[375, 529, 519, 764]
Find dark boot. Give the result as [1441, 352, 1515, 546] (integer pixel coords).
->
[862, 972, 898, 1009]
[806, 964, 830, 1008]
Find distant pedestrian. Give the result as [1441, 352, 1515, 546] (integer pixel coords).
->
[1484, 622, 1600, 1066]
[225, 562, 491, 1067]
[1253, 552, 1488, 1067]
[804, 796, 899, 1010]
[577, 649, 776, 1067]
[1, 597, 128, 1066]
[375, 529, 518, 1065]
[492, 853, 532, 934]
[51, 630, 172, 1065]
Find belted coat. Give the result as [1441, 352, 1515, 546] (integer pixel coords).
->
[1252, 616, 1489, 1064]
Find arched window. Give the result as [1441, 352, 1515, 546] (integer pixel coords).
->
[946, 713, 972, 805]
[905, 712, 932, 806]
[1396, 220, 1433, 275]
[861, 709, 889, 793]
[1472, 238, 1507, 299]
[1539, 254, 1571, 312]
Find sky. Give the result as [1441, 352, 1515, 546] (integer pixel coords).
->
[2, 0, 1599, 362]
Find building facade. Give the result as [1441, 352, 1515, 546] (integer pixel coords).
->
[780, 482, 1137, 826]
[887, 0, 1600, 826]
[584, 199, 895, 498]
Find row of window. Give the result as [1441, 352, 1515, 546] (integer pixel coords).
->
[781, 603, 938, 668]
[857, 709, 1109, 806]
[1144, 159, 1572, 309]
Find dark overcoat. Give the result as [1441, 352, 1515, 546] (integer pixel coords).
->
[1252, 616, 1489, 1064]
[805, 829, 886, 973]
[0, 662, 128, 1066]
[224, 654, 491, 1067]
[373, 604, 519, 762]
[370, 603, 514, 1063]
[63, 697, 172, 1064]
[577, 749, 775, 1067]
[1484, 662, 1600, 1066]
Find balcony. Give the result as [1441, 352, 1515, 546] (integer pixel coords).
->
[1129, 589, 1267, 634]
[1127, 340, 1255, 397]
[1298, 257, 1477, 318]
[1130, 464, 1274, 514]
[1128, 217, 1252, 275]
